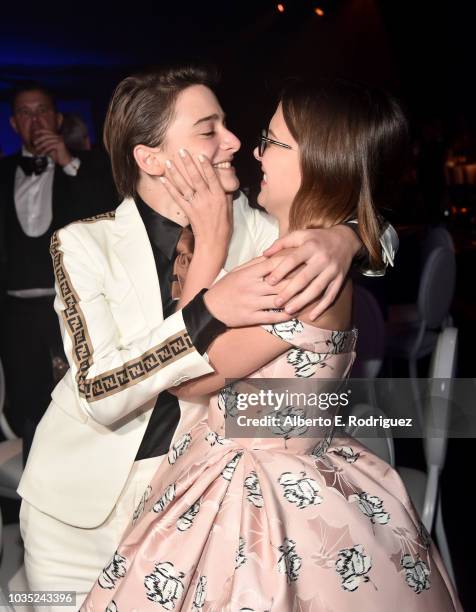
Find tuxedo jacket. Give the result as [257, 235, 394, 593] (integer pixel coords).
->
[18, 193, 278, 528]
[0, 149, 118, 298]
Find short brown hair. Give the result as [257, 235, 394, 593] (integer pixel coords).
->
[10, 81, 56, 112]
[104, 65, 216, 198]
[281, 79, 408, 268]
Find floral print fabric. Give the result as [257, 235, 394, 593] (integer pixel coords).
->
[82, 321, 461, 611]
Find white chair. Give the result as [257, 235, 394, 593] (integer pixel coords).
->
[386, 247, 456, 372]
[0, 359, 22, 500]
[386, 246, 456, 428]
[397, 327, 458, 588]
[0, 359, 18, 443]
[388, 227, 455, 326]
[421, 226, 455, 260]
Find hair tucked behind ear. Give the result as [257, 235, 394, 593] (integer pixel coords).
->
[281, 79, 409, 269]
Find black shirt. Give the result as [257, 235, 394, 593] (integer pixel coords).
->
[134, 195, 225, 460]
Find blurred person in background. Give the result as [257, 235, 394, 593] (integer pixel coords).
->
[0, 82, 118, 464]
[61, 112, 91, 151]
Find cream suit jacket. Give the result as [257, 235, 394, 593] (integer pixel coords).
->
[18, 193, 278, 528]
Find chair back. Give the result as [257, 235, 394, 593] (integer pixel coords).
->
[422, 227, 454, 262]
[423, 327, 458, 469]
[0, 358, 18, 441]
[351, 285, 385, 378]
[418, 247, 456, 329]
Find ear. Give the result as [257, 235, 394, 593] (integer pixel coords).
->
[56, 112, 64, 131]
[9, 116, 19, 134]
[133, 145, 165, 177]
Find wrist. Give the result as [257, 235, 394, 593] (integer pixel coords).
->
[336, 224, 363, 259]
[202, 285, 224, 320]
[59, 153, 73, 168]
[183, 289, 226, 354]
[194, 242, 227, 263]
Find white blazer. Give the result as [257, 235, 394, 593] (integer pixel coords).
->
[18, 193, 278, 528]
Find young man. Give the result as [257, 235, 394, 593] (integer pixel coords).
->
[18, 66, 396, 610]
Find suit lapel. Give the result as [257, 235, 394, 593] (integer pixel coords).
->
[112, 198, 164, 329]
[52, 163, 78, 229]
[1, 153, 20, 209]
[51, 164, 63, 227]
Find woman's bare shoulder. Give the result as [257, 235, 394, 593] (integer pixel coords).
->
[297, 279, 353, 331]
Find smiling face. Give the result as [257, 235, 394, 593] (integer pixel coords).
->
[10, 89, 61, 154]
[160, 84, 241, 193]
[254, 103, 301, 232]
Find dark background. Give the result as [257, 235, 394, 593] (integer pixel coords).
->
[1, 1, 474, 609]
[2, 0, 475, 194]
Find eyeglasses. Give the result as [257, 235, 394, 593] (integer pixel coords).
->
[258, 128, 294, 157]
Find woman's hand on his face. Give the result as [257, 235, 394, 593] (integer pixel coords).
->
[262, 226, 362, 320]
[159, 149, 232, 258]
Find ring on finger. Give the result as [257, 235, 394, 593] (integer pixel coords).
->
[183, 190, 197, 202]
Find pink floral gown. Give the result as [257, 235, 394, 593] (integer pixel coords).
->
[82, 320, 462, 612]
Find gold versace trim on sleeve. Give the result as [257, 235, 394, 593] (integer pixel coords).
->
[50, 223, 195, 403]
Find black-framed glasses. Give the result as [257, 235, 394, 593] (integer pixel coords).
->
[258, 128, 294, 157]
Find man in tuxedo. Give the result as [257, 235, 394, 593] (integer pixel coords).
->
[0, 82, 118, 463]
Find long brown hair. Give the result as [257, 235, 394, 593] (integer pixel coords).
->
[104, 65, 216, 198]
[281, 79, 408, 268]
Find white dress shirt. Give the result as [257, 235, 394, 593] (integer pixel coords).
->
[14, 146, 80, 237]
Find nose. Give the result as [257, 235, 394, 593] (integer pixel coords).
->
[220, 128, 241, 154]
[253, 146, 262, 161]
[30, 116, 41, 137]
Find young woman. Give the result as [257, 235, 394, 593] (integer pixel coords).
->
[82, 79, 461, 611]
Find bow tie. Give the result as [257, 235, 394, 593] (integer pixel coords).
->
[17, 155, 48, 176]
